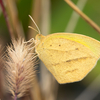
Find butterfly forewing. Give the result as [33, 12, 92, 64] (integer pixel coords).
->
[35, 33, 100, 84]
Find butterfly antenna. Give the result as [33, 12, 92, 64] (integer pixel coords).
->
[28, 26, 39, 33]
[29, 15, 41, 34]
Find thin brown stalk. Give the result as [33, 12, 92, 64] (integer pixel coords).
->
[40, 0, 58, 100]
[28, 0, 43, 100]
[28, 0, 41, 39]
[65, 0, 100, 34]
[0, 45, 3, 100]
[0, 0, 14, 38]
[3, 39, 38, 99]
[65, 0, 87, 32]
[30, 77, 43, 100]
[5, 0, 25, 38]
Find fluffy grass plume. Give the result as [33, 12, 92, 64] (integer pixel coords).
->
[4, 39, 38, 99]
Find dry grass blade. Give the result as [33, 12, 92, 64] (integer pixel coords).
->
[28, 0, 41, 39]
[5, 0, 25, 38]
[3, 38, 38, 99]
[65, 0, 100, 34]
[0, 45, 3, 99]
[0, 0, 14, 38]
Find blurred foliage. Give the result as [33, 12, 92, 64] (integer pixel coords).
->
[17, 0, 33, 34]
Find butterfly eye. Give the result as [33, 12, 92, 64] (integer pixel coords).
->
[36, 34, 42, 40]
[36, 34, 45, 41]
[37, 35, 41, 40]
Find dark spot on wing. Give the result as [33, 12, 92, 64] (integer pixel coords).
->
[50, 45, 52, 46]
[53, 57, 91, 66]
[59, 44, 61, 46]
[66, 57, 88, 62]
[66, 69, 78, 74]
[66, 60, 71, 62]
[75, 48, 79, 50]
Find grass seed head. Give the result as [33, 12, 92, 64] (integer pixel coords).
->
[4, 38, 38, 98]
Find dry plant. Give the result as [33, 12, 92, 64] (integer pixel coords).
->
[0, 0, 14, 38]
[3, 38, 38, 99]
[0, 45, 3, 100]
[28, 0, 41, 39]
[65, 0, 100, 33]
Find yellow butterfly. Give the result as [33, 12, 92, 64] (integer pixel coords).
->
[29, 15, 100, 84]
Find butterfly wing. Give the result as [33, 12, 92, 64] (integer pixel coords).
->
[35, 33, 100, 84]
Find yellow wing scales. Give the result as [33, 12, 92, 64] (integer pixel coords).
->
[35, 33, 100, 84]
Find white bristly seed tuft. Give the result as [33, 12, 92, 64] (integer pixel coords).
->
[3, 39, 38, 98]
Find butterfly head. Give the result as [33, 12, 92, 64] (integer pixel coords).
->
[35, 34, 45, 41]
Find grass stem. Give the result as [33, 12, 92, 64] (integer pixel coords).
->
[65, 0, 100, 34]
[0, 0, 14, 38]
